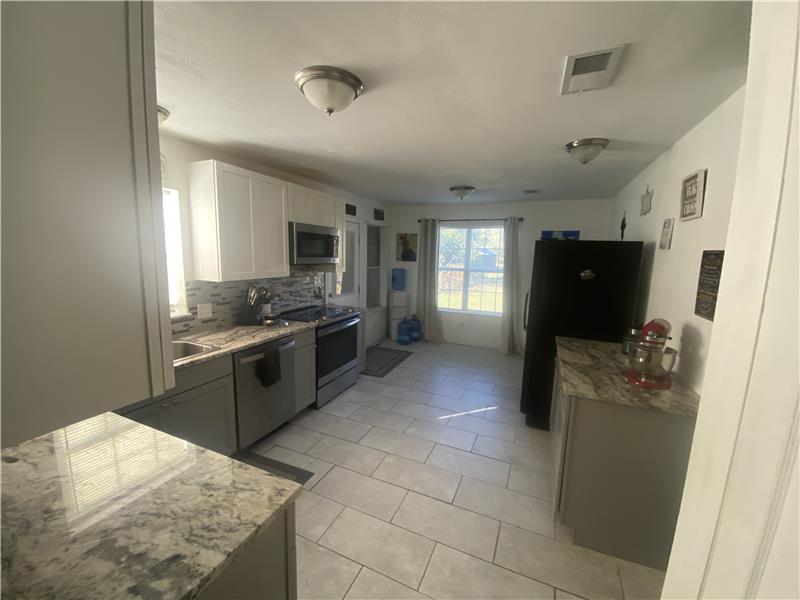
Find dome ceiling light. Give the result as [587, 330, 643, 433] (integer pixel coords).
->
[564, 138, 610, 165]
[294, 66, 364, 116]
[449, 186, 475, 200]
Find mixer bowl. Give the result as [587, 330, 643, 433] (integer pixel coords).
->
[628, 345, 678, 376]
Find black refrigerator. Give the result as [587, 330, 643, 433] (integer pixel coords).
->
[520, 240, 643, 430]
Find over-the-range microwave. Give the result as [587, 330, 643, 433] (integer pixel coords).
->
[288, 222, 339, 265]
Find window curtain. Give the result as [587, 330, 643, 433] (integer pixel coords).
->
[500, 217, 522, 355]
[416, 219, 444, 343]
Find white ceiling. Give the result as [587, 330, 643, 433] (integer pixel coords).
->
[154, 2, 751, 205]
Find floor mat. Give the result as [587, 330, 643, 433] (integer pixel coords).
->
[361, 346, 413, 377]
[232, 449, 314, 485]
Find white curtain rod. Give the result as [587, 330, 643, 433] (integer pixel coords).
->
[417, 218, 523, 223]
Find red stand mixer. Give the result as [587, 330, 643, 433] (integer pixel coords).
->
[624, 319, 678, 390]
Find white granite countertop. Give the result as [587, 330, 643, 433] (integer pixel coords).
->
[1, 412, 301, 599]
[555, 337, 700, 417]
[174, 321, 317, 369]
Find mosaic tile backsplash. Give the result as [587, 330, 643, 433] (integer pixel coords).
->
[171, 267, 326, 337]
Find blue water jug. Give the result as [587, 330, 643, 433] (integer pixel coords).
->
[409, 314, 422, 342]
[391, 268, 406, 291]
[397, 319, 412, 345]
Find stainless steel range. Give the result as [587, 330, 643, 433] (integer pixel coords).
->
[280, 305, 361, 407]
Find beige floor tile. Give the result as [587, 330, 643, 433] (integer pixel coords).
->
[507, 464, 553, 501]
[360, 427, 435, 462]
[483, 407, 527, 426]
[618, 560, 666, 599]
[494, 523, 623, 599]
[320, 398, 361, 419]
[471, 373, 513, 386]
[296, 535, 361, 600]
[472, 435, 552, 472]
[392, 492, 500, 561]
[447, 414, 515, 442]
[380, 373, 418, 388]
[555, 589, 584, 599]
[555, 522, 575, 544]
[320, 508, 435, 589]
[493, 384, 522, 400]
[460, 389, 506, 407]
[343, 390, 400, 412]
[349, 405, 414, 433]
[313, 466, 407, 521]
[295, 490, 345, 541]
[444, 376, 495, 393]
[380, 384, 433, 405]
[262, 445, 333, 489]
[428, 394, 492, 415]
[454, 477, 554, 537]
[412, 380, 466, 398]
[292, 410, 373, 443]
[405, 420, 476, 452]
[259, 424, 324, 453]
[391, 400, 454, 423]
[373, 454, 462, 502]
[514, 425, 552, 449]
[345, 568, 427, 600]
[426, 444, 510, 487]
[419, 544, 553, 600]
[307, 436, 386, 475]
[353, 380, 384, 394]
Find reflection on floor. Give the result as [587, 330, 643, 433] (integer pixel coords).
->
[252, 340, 666, 600]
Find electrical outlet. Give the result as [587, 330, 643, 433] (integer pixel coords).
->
[197, 303, 213, 320]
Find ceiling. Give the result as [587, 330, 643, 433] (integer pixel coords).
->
[154, 2, 751, 205]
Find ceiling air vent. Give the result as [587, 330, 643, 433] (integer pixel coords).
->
[561, 45, 625, 95]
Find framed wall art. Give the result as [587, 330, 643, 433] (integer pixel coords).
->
[659, 217, 675, 250]
[680, 169, 707, 221]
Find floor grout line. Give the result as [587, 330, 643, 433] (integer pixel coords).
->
[339, 565, 363, 600]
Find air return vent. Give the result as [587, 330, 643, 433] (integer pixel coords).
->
[561, 45, 625, 95]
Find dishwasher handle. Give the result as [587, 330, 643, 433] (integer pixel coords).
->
[238, 339, 296, 365]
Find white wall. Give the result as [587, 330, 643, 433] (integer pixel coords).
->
[387, 198, 615, 349]
[159, 134, 388, 307]
[608, 87, 745, 394]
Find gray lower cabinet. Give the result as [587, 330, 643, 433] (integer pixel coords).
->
[293, 328, 316, 414]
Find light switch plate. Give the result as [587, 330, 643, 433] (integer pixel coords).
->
[197, 303, 213, 320]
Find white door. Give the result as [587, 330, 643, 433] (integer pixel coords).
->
[254, 175, 290, 278]
[329, 220, 360, 307]
[216, 163, 257, 281]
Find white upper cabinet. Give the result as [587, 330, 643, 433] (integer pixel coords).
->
[190, 160, 289, 282]
[288, 183, 336, 228]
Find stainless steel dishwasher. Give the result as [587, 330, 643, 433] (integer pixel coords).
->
[234, 335, 295, 449]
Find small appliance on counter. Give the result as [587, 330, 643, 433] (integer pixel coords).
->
[624, 318, 678, 390]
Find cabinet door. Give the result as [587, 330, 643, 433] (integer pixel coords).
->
[254, 176, 290, 278]
[309, 190, 336, 228]
[215, 162, 258, 281]
[167, 375, 237, 456]
[294, 343, 316, 414]
[288, 184, 314, 224]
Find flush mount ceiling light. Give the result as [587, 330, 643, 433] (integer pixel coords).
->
[449, 186, 475, 200]
[564, 138, 609, 165]
[156, 105, 170, 126]
[294, 66, 364, 116]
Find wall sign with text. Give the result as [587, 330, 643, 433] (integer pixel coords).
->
[695, 250, 724, 321]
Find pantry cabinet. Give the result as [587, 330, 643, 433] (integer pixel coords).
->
[190, 160, 290, 282]
[288, 183, 336, 228]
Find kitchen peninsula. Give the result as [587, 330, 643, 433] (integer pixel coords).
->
[1, 412, 301, 599]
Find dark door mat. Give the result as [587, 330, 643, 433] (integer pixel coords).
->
[362, 346, 413, 377]
[232, 449, 314, 486]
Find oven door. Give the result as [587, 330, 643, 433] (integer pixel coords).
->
[316, 317, 360, 387]
[290, 222, 339, 265]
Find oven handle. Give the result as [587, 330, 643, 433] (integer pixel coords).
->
[238, 339, 296, 364]
[318, 317, 360, 337]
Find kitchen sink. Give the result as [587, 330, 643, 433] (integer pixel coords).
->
[172, 340, 217, 363]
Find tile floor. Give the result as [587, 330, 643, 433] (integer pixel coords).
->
[253, 341, 666, 600]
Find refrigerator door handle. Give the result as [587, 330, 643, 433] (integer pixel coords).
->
[523, 291, 530, 331]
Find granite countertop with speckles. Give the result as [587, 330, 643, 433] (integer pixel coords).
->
[174, 321, 317, 369]
[1, 412, 301, 600]
[555, 337, 700, 417]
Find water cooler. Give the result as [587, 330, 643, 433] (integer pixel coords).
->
[390, 268, 409, 341]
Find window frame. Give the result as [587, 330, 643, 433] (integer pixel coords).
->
[161, 187, 189, 318]
[437, 224, 504, 316]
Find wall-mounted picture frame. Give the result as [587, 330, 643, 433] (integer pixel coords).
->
[680, 169, 707, 221]
[396, 233, 417, 262]
[695, 250, 724, 321]
[659, 217, 675, 250]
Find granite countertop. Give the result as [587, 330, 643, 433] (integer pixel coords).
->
[555, 337, 700, 417]
[1, 412, 301, 599]
[174, 321, 317, 369]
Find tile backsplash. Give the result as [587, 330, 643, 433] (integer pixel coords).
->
[171, 267, 326, 337]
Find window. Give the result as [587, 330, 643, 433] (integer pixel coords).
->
[162, 188, 187, 316]
[437, 225, 504, 314]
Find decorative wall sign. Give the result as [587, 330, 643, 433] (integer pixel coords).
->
[681, 169, 707, 221]
[640, 185, 654, 216]
[541, 230, 580, 240]
[659, 218, 675, 250]
[695, 250, 724, 321]
[396, 233, 418, 262]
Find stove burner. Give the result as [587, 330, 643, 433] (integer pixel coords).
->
[280, 305, 356, 325]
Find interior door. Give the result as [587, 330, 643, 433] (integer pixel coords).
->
[329, 220, 360, 307]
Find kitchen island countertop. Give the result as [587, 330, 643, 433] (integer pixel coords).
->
[555, 336, 700, 417]
[1, 412, 301, 599]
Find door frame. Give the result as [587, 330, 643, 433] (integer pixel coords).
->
[328, 219, 361, 307]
